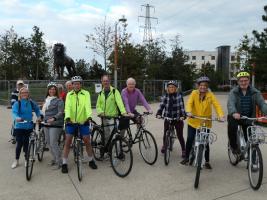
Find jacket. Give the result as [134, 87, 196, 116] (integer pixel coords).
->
[227, 86, 267, 117]
[64, 89, 92, 124]
[96, 86, 126, 117]
[186, 90, 224, 128]
[43, 98, 64, 127]
[12, 99, 41, 129]
[156, 92, 187, 119]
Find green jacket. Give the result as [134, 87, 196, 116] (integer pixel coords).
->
[96, 86, 126, 117]
[64, 89, 92, 123]
[227, 86, 267, 117]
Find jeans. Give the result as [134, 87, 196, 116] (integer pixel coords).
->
[44, 127, 62, 163]
[185, 125, 210, 162]
[15, 129, 32, 160]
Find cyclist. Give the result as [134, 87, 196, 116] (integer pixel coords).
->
[10, 80, 25, 144]
[227, 71, 267, 154]
[180, 76, 225, 169]
[156, 80, 187, 157]
[96, 75, 127, 142]
[61, 76, 97, 173]
[11, 87, 41, 169]
[42, 82, 64, 169]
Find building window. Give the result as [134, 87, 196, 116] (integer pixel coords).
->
[211, 56, 215, 60]
[192, 56, 196, 60]
[231, 56, 235, 61]
[202, 56, 205, 60]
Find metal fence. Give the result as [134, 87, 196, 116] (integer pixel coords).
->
[0, 79, 181, 107]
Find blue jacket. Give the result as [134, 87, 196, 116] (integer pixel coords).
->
[12, 99, 41, 130]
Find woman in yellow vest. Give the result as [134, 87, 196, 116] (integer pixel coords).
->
[180, 76, 224, 169]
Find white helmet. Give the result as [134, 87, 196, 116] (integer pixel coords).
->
[71, 76, 83, 83]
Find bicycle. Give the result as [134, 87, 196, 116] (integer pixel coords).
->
[157, 117, 182, 165]
[124, 112, 158, 165]
[22, 121, 46, 181]
[188, 116, 219, 189]
[91, 116, 133, 177]
[66, 122, 88, 182]
[227, 116, 267, 190]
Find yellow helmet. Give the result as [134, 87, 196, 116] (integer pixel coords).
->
[237, 71, 250, 79]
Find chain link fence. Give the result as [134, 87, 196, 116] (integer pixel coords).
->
[0, 79, 182, 107]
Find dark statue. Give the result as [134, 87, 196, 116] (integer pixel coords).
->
[53, 43, 76, 79]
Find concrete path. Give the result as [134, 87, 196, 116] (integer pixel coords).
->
[0, 93, 266, 200]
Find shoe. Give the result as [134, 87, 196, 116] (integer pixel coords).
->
[205, 162, 212, 169]
[161, 146, 165, 154]
[182, 150, 186, 158]
[48, 160, 56, 166]
[180, 159, 189, 165]
[11, 160, 19, 169]
[61, 164, 68, 173]
[11, 138, 16, 144]
[89, 160, 98, 169]
[43, 147, 49, 151]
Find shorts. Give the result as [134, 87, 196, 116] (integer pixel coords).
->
[65, 124, 91, 136]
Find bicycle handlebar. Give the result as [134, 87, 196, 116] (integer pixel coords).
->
[189, 115, 223, 122]
[240, 116, 267, 121]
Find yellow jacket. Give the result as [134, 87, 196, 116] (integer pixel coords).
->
[186, 90, 224, 128]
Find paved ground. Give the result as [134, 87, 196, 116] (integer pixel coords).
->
[0, 93, 266, 200]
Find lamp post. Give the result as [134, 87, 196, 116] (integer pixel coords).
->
[114, 16, 127, 88]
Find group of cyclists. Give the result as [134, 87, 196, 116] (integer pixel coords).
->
[9, 71, 267, 177]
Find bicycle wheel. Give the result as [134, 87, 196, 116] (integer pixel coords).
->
[37, 130, 45, 162]
[110, 137, 133, 177]
[26, 141, 35, 181]
[164, 131, 171, 166]
[189, 146, 195, 166]
[248, 145, 263, 190]
[227, 141, 239, 166]
[194, 144, 204, 189]
[76, 141, 83, 182]
[139, 130, 158, 165]
[91, 128, 105, 161]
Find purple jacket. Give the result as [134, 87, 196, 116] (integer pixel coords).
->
[121, 88, 151, 113]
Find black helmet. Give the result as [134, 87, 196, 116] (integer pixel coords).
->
[196, 76, 210, 84]
[167, 80, 178, 87]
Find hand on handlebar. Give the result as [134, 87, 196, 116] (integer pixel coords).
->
[186, 112, 193, 118]
[156, 115, 161, 119]
[128, 113, 135, 118]
[233, 113, 241, 120]
[16, 117, 23, 122]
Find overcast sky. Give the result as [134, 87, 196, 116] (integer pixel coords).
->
[0, 0, 266, 64]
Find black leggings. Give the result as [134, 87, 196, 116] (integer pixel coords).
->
[163, 120, 185, 151]
[185, 125, 210, 162]
[15, 129, 32, 160]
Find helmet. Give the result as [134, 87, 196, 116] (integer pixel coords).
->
[47, 82, 57, 88]
[167, 80, 178, 87]
[196, 76, 210, 84]
[71, 76, 83, 83]
[16, 80, 24, 85]
[237, 71, 250, 79]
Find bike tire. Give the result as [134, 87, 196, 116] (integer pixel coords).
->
[37, 130, 45, 162]
[194, 144, 204, 189]
[26, 141, 35, 181]
[91, 128, 105, 161]
[227, 141, 239, 166]
[139, 130, 158, 165]
[110, 137, 133, 178]
[164, 130, 171, 166]
[77, 141, 83, 182]
[248, 145, 263, 190]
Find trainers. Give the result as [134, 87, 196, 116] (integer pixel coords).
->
[205, 162, 212, 169]
[61, 164, 68, 173]
[11, 160, 19, 169]
[180, 159, 189, 165]
[89, 160, 98, 169]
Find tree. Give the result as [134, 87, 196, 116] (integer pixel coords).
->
[85, 18, 114, 71]
[75, 59, 90, 79]
[88, 60, 105, 79]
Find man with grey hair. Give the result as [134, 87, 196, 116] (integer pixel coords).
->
[122, 77, 152, 117]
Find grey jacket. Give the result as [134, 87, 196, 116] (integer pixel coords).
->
[44, 98, 64, 127]
[227, 86, 267, 117]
